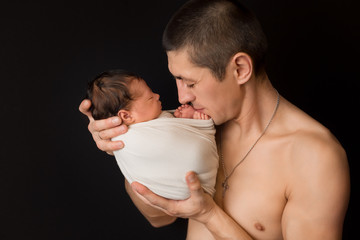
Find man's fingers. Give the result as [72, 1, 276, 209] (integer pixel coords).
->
[186, 171, 203, 196]
[90, 126, 126, 152]
[80, 99, 127, 154]
[80, 99, 125, 140]
[131, 182, 171, 212]
[96, 139, 124, 152]
[89, 116, 122, 133]
[131, 182, 160, 204]
[79, 99, 94, 120]
[99, 124, 128, 140]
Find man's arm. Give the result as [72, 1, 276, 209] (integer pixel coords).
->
[281, 134, 350, 239]
[132, 171, 254, 240]
[125, 180, 177, 227]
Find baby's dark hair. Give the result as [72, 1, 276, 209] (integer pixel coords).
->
[86, 69, 142, 120]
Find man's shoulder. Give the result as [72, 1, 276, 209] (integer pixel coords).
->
[278, 101, 346, 167]
[283, 121, 347, 180]
[293, 127, 344, 158]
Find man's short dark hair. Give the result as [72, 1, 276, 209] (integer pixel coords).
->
[162, 0, 268, 80]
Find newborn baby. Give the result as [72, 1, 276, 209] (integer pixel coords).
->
[86, 69, 219, 200]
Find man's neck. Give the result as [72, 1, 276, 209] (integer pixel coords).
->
[225, 77, 278, 140]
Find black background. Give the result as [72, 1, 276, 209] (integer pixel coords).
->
[1, 0, 359, 239]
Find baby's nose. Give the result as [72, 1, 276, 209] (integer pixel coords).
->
[155, 93, 160, 100]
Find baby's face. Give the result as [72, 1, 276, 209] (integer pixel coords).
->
[129, 79, 162, 123]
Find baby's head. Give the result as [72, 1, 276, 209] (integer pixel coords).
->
[86, 69, 162, 125]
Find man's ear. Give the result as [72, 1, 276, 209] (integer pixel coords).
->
[231, 52, 253, 85]
[117, 110, 135, 125]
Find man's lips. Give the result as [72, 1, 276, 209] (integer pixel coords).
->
[193, 107, 205, 113]
[189, 103, 206, 114]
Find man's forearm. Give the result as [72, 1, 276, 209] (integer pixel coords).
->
[124, 180, 177, 227]
[203, 205, 253, 240]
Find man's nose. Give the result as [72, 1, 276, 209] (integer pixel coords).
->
[176, 80, 195, 104]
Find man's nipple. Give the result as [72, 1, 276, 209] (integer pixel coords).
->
[254, 222, 265, 231]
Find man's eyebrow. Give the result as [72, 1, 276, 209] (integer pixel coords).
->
[172, 75, 196, 82]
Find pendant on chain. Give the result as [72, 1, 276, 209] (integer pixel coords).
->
[222, 178, 229, 197]
[219, 90, 280, 198]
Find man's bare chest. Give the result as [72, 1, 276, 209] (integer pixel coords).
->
[213, 152, 287, 238]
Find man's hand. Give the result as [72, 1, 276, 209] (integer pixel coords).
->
[131, 171, 217, 224]
[79, 99, 128, 154]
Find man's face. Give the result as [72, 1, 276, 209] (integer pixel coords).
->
[167, 50, 240, 125]
[129, 79, 162, 123]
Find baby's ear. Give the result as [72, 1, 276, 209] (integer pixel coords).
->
[118, 110, 135, 125]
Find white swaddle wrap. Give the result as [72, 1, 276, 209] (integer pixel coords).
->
[113, 110, 219, 200]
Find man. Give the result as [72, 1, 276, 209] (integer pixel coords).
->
[79, 0, 350, 239]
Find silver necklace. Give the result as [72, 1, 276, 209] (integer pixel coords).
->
[220, 90, 280, 198]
